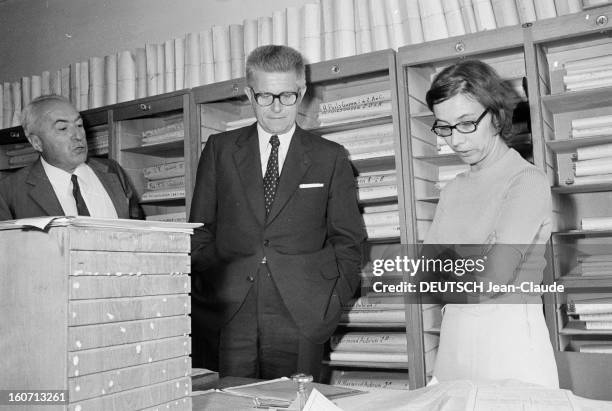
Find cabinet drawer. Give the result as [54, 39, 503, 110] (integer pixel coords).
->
[69, 229, 190, 253]
[68, 376, 190, 411]
[70, 251, 190, 275]
[68, 294, 190, 326]
[67, 335, 190, 377]
[68, 356, 190, 402]
[69, 275, 190, 299]
[68, 315, 190, 351]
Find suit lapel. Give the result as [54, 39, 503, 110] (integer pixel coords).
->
[89, 159, 129, 218]
[26, 159, 65, 216]
[266, 127, 312, 225]
[233, 124, 266, 226]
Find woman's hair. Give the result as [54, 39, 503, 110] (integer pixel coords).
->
[426, 60, 517, 142]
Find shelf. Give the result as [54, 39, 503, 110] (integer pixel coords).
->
[416, 196, 440, 204]
[414, 153, 462, 166]
[553, 229, 612, 237]
[542, 86, 612, 114]
[560, 323, 612, 335]
[358, 195, 398, 205]
[546, 135, 612, 154]
[121, 139, 184, 157]
[308, 115, 393, 135]
[558, 276, 612, 289]
[323, 360, 409, 369]
[552, 183, 612, 194]
[366, 236, 402, 244]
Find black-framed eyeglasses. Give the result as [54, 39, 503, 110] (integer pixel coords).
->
[248, 87, 300, 107]
[431, 109, 489, 137]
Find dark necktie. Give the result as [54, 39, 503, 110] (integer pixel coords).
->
[71, 174, 90, 216]
[263, 135, 280, 216]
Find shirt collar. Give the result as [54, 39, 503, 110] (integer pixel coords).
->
[41, 157, 87, 182]
[257, 123, 296, 146]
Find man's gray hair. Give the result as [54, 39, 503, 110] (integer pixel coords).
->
[246, 45, 306, 87]
[21, 94, 73, 137]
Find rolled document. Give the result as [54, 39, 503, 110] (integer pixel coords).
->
[576, 143, 612, 161]
[302, 3, 322, 64]
[516, 0, 537, 23]
[60, 67, 70, 100]
[335, 31, 357, 58]
[145, 44, 158, 96]
[89, 56, 105, 108]
[79, 61, 89, 110]
[565, 55, 612, 71]
[117, 50, 136, 103]
[582, 217, 612, 231]
[50, 70, 62, 95]
[135, 48, 147, 98]
[272, 10, 287, 45]
[229, 25, 245, 78]
[31, 75, 42, 100]
[155, 43, 165, 94]
[243, 19, 258, 57]
[572, 115, 612, 130]
[200, 30, 215, 85]
[258, 16, 273, 47]
[460, 0, 478, 33]
[386, 0, 407, 49]
[322, 0, 335, 59]
[572, 126, 612, 138]
[406, 0, 424, 44]
[21, 76, 31, 107]
[355, 0, 373, 53]
[286, 7, 301, 50]
[2, 82, 11, 128]
[69, 62, 80, 108]
[174, 38, 185, 91]
[370, 0, 390, 50]
[419, 0, 449, 41]
[11, 81, 21, 127]
[574, 157, 612, 177]
[569, 174, 612, 186]
[185, 32, 201, 88]
[473, 0, 497, 30]
[491, 0, 519, 26]
[443, 0, 467, 37]
[213, 25, 231, 82]
[164, 40, 176, 93]
[534, 0, 556, 20]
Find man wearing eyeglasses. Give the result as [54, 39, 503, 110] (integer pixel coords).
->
[189, 45, 364, 380]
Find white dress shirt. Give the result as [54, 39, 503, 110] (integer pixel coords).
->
[41, 157, 119, 218]
[257, 123, 295, 177]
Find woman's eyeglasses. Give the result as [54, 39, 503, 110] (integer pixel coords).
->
[431, 109, 489, 137]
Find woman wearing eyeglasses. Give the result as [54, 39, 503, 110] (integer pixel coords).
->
[422, 60, 559, 388]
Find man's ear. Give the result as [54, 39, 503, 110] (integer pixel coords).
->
[244, 86, 254, 104]
[27, 134, 43, 153]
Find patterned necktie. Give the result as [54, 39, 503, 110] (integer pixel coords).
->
[263, 135, 280, 216]
[71, 174, 90, 216]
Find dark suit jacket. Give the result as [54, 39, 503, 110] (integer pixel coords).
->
[0, 157, 143, 220]
[189, 124, 365, 343]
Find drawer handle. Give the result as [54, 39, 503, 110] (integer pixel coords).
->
[596, 15, 609, 27]
[232, 84, 240, 94]
[330, 64, 340, 74]
[455, 41, 465, 53]
[9, 131, 20, 138]
[139, 103, 152, 111]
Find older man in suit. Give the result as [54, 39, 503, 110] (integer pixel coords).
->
[189, 45, 364, 380]
[0, 95, 141, 220]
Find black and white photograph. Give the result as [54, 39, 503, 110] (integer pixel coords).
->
[1, 0, 612, 409]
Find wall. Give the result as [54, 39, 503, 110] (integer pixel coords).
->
[0, 0, 313, 81]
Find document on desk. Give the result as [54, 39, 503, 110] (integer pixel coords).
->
[222, 377, 364, 408]
[303, 388, 343, 411]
